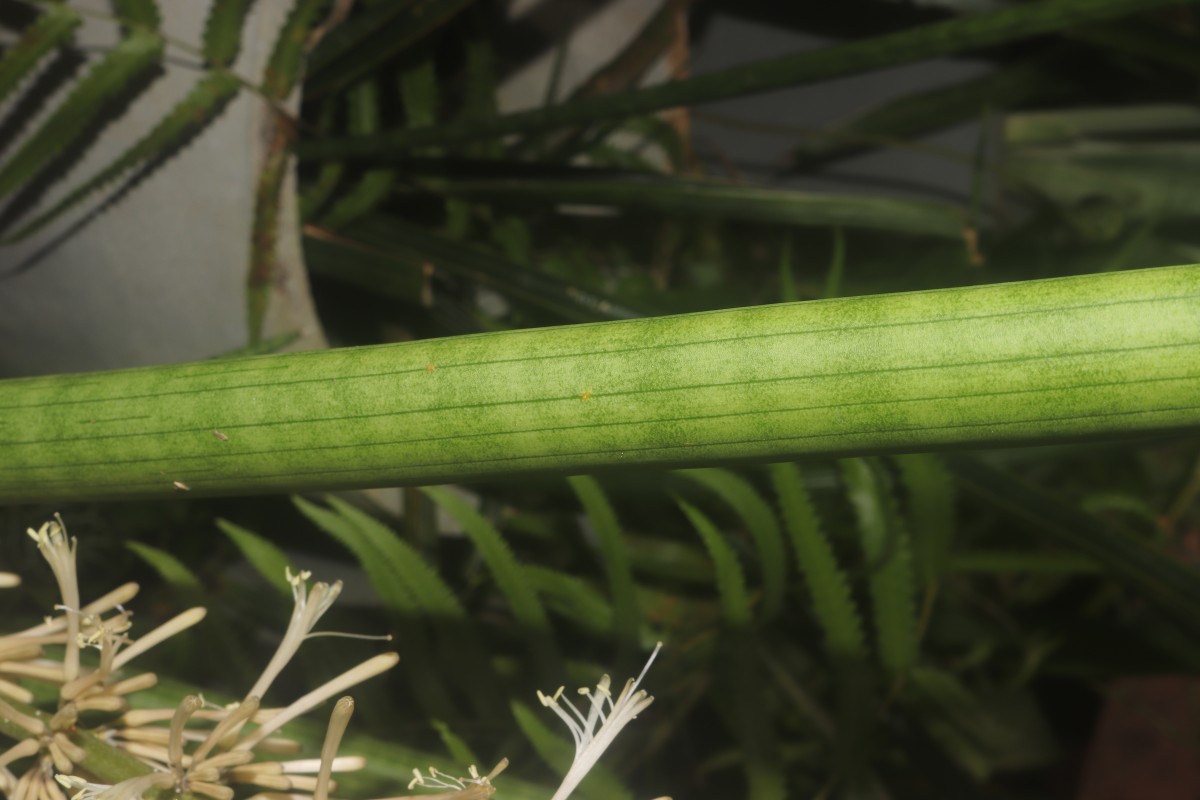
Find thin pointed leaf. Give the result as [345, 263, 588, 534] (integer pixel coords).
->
[0, 29, 163, 201]
[125, 540, 202, 595]
[216, 518, 291, 596]
[792, 57, 1075, 168]
[0, 4, 81, 107]
[841, 457, 918, 675]
[421, 486, 558, 675]
[3, 71, 241, 242]
[524, 564, 614, 637]
[111, 0, 160, 27]
[307, 213, 645, 321]
[435, 175, 965, 238]
[568, 476, 642, 651]
[305, 0, 475, 100]
[203, 0, 252, 67]
[301, 495, 505, 717]
[320, 80, 394, 230]
[676, 468, 787, 620]
[893, 453, 955, 586]
[262, 0, 324, 99]
[678, 499, 752, 628]
[770, 462, 866, 659]
[291, 495, 459, 719]
[298, 0, 1181, 156]
[947, 454, 1200, 631]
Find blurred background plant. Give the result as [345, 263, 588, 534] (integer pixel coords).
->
[1, 0, 1200, 799]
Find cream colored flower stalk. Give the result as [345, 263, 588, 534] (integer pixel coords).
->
[247, 569, 344, 701]
[84, 568, 396, 800]
[538, 643, 664, 800]
[0, 517, 205, 799]
[0, 572, 19, 589]
[27, 516, 82, 682]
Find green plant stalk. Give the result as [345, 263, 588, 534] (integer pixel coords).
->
[0, 265, 1198, 503]
[295, 0, 1182, 159]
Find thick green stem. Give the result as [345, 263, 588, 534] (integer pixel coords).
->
[296, 0, 1183, 159]
[1, 265, 1198, 502]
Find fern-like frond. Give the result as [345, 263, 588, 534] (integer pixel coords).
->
[0, 4, 80, 107]
[291, 495, 460, 720]
[2, 70, 241, 242]
[323, 496, 465, 619]
[568, 476, 642, 653]
[202, 0, 252, 67]
[111, 0, 161, 28]
[676, 468, 787, 620]
[262, 0, 325, 99]
[840, 457, 918, 675]
[524, 564, 614, 638]
[420, 486, 559, 677]
[0, 29, 163, 201]
[677, 499, 752, 628]
[769, 462, 867, 659]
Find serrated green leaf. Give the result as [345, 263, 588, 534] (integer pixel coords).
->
[323, 496, 464, 619]
[676, 468, 786, 620]
[111, 0, 160, 28]
[510, 700, 634, 800]
[262, 0, 324, 99]
[202, 0, 252, 67]
[568, 476, 641, 652]
[300, 495, 507, 718]
[770, 462, 866, 659]
[893, 453, 955, 587]
[841, 457, 918, 675]
[125, 540, 202, 595]
[0, 29, 163, 201]
[524, 564, 614, 637]
[677, 499, 751, 628]
[0, 4, 81, 107]
[3, 71, 241, 242]
[291, 495, 459, 719]
[420, 486, 557, 675]
[216, 518, 291, 596]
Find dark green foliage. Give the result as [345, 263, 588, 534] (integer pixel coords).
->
[0, 29, 163, 200]
[2, 1, 1200, 798]
[202, 0, 252, 67]
[0, 4, 80, 106]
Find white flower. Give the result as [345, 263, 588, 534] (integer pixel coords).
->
[245, 569, 344, 700]
[538, 643, 663, 800]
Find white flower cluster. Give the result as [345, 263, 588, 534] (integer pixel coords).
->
[1, 517, 670, 800]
